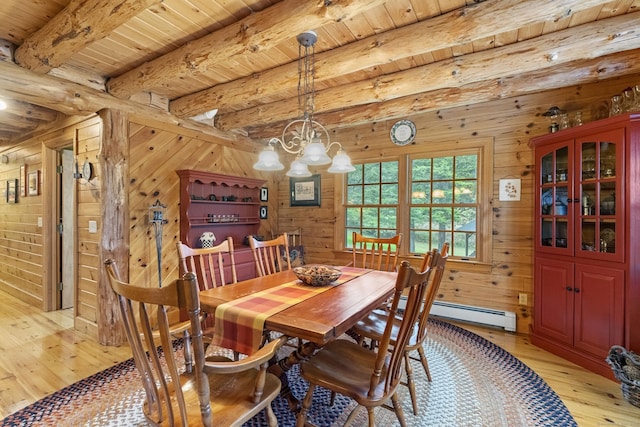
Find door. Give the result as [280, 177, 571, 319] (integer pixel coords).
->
[60, 148, 76, 309]
[534, 256, 573, 345]
[573, 263, 625, 357]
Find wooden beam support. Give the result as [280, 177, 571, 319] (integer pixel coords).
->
[248, 50, 640, 138]
[97, 108, 128, 346]
[219, 11, 640, 131]
[14, 0, 161, 73]
[0, 61, 256, 150]
[170, 0, 611, 118]
[105, 0, 388, 98]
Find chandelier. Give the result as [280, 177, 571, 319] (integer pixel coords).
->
[253, 30, 354, 178]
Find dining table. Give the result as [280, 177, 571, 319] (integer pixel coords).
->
[198, 265, 397, 410]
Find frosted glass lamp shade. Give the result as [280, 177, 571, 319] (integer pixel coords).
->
[286, 159, 312, 177]
[327, 150, 355, 173]
[300, 142, 331, 165]
[253, 146, 284, 171]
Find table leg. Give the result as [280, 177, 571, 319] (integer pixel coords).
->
[268, 340, 319, 412]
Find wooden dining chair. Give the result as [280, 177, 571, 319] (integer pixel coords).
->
[352, 243, 449, 415]
[271, 227, 302, 247]
[350, 232, 402, 272]
[249, 233, 291, 276]
[296, 260, 433, 427]
[105, 259, 285, 427]
[176, 237, 238, 290]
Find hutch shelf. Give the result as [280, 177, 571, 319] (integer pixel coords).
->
[177, 170, 265, 282]
[529, 112, 640, 380]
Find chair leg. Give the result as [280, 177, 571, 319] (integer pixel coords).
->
[343, 405, 364, 426]
[416, 346, 432, 382]
[367, 407, 375, 427]
[296, 383, 316, 427]
[265, 403, 278, 427]
[182, 330, 193, 373]
[391, 391, 408, 427]
[404, 352, 418, 415]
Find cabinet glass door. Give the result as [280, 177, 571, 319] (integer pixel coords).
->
[576, 129, 623, 261]
[539, 143, 572, 253]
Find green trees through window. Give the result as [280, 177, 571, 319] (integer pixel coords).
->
[345, 153, 480, 259]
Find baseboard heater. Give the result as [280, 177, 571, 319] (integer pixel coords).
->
[399, 298, 517, 332]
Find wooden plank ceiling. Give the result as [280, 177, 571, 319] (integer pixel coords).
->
[0, 0, 639, 146]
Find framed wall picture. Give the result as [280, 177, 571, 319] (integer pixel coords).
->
[20, 164, 27, 197]
[28, 170, 39, 196]
[6, 179, 17, 203]
[259, 206, 268, 219]
[290, 174, 321, 207]
[260, 187, 268, 202]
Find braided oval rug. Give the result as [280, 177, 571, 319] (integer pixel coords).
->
[1, 319, 576, 427]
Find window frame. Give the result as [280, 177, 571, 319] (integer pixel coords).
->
[334, 137, 493, 263]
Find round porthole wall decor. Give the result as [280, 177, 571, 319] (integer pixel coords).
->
[390, 120, 416, 146]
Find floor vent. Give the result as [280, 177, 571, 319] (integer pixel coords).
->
[430, 301, 517, 332]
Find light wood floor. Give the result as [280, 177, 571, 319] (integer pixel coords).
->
[0, 287, 638, 426]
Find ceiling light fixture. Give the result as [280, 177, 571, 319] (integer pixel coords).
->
[253, 30, 354, 178]
[0, 100, 7, 110]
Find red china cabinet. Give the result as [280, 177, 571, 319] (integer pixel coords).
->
[530, 113, 640, 379]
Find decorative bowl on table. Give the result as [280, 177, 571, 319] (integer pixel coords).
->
[293, 265, 342, 287]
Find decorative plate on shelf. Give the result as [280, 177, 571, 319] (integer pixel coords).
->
[390, 120, 416, 146]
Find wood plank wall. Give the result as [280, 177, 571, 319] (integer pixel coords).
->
[0, 73, 638, 340]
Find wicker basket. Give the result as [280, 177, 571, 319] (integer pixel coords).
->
[606, 345, 640, 408]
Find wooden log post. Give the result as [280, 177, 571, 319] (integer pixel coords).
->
[97, 109, 129, 346]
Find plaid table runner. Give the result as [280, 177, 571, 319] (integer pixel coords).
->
[212, 267, 366, 355]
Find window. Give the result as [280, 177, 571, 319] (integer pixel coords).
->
[341, 139, 491, 262]
[345, 161, 399, 248]
[409, 154, 478, 257]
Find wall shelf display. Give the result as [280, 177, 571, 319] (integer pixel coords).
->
[177, 170, 266, 281]
[529, 113, 640, 380]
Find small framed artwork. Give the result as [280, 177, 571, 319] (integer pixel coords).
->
[290, 174, 321, 207]
[6, 179, 17, 204]
[28, 170, 40, 196]
[259, 206, 268, 219]
[499, 178, 521, 201]
[260, 187, 268, 202]
[20, 165, 27, 197]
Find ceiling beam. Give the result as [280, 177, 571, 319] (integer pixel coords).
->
[218, 11, 640, 131]
[0, 61, 256, 149]
[170, 0, 611, 118]
[248, 50, 640, 138]
[105, 0, 388, 98]
[14, 0, 161, 73]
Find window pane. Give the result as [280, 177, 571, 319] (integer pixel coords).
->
[411, 182, 431, 203]
[455, 154, 478, 179]
[362, 207, 379, 228]
[346, 208, 361, 227]
[432, 181, 453, 203]
[453, 231, 476, 257]
[363, 184, 380, 204]
[433, 156, 454, 180]
[431, 207, 452, 230]
[455, 181, 476, 203]
[347, 185, 362, 205]
[454, 207, 476, 230]
[410, 230, 430, 254]
[381, 183, 398, 204]
[380, 207, 397, 229]
[412, 158, 431, 180]
[410, 207, 430, 228]
[348, 164, 363, 184]
[381, 161, 399, 182]
[364, 163, 380, 184]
